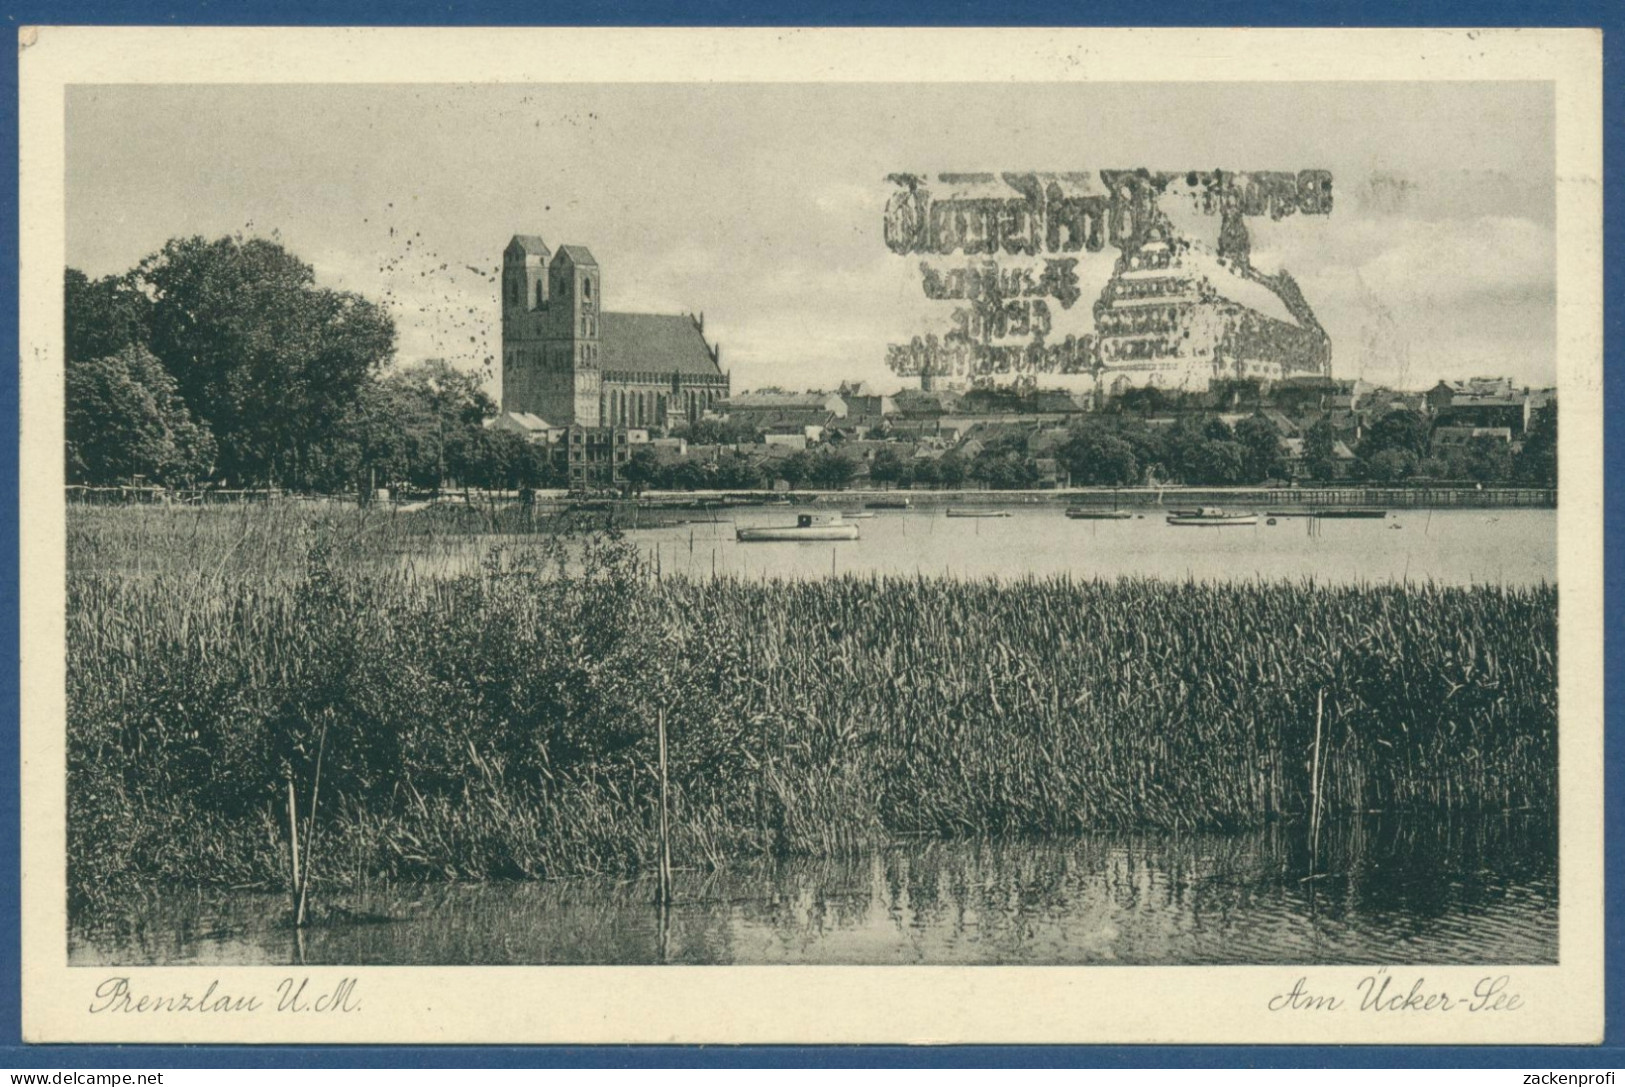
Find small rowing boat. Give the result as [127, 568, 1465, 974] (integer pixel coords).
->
[736, 512, 860, 542]
[865, 498, 911, 510]
[946, 508, 1010, 518]
[1065, 508, 1133, 520]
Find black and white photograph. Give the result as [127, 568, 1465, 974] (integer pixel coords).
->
[19, 26, 1604, 1045]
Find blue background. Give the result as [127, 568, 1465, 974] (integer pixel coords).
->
[0, 0, 1618, 1068]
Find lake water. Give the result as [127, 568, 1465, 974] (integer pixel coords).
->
[72, 816, 1555, 966]
[623, 506, 1555, 585]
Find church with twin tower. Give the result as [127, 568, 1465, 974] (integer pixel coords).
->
[500, 234, 730, 429]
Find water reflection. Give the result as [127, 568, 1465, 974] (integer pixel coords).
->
[73, 815, 1554, 967]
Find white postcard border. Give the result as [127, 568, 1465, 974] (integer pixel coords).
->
[17, 25, 1605, 1046]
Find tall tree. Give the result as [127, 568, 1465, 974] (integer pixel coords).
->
[383, 360, 497, 491]
[1195, 440, 1247, 485]
[450, 428, 552, 493]
[810, 448, 856, 490]
[1163, 418, 1212, 483]
[777, 451, 811, 489]
[1364, 447, 1419, 482]
[623, 447, 661, 493]
[1358, 409, 1432, 463]
[65, 269, 151, 364]
[138, 236, 395, 487]
[1233, 414, 1284, 484]
[65, 345, 215, 485]
[1304, 418, 1339, 481]
[396, 359, 496, 429]
[715, 452, 765, 490]
[1463, 435, 1515, 483]
[869, 447, 906, 489]
[1517, 403, 1557, 485]
[1059, 420, 1140, 486]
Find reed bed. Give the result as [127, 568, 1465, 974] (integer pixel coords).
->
[66, 504, 1556, 927]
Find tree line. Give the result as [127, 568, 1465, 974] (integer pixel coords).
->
[629, 406, 1555, 494]
[1047, 406, 1555, 489]
[65, 235, 548, 494]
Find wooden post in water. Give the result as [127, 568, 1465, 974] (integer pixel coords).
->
[656, 707, 673, 908]
[295, 719, 328, 928]
[1309, 688, 1325, 863]
[656, 890, 671, 964]
[285, 774, 302, 920]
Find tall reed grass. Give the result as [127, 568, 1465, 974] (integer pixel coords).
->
[66, 504, 1556, 927]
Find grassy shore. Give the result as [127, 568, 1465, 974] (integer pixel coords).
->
[67, 504, 1556, 928]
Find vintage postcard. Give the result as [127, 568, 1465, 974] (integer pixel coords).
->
[17, 26, 1604, 1045]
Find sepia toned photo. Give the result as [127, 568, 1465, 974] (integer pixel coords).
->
[18, 27, 1604, 1045]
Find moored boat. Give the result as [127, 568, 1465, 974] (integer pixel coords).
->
[865, 498, 911, 510]
[946, 508, 1010, 518]
[1166, 506, 1258, 527]
[736, 513, 860, 542]
[1265, 507, 1388, 519]
[1065, 508, 1133, 520]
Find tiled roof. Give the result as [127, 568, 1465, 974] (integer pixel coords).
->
[554, 245, 599, 267]
[893, 390, 962, 414]
[727, 392, 839, 410]
[507, 235, 550, 256]
[1444, 395, 1526, 408]
[600, 312, 722, 377]
[488, 411, 553, 432]
[1262, 410, 1300, 436]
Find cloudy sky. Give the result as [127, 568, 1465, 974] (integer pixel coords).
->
[66, 81, 1554, 394]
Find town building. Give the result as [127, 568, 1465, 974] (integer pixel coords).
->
[1279, 436, 1358, 480]
[1432, 425, 1515, 451]
[763, 432, 809, 451]
[839, 385, 898, 435]
[500, 235, 730, 430]
[1269, 377, 1366, 415]
[1426, 377, 1519, 414]
[487, 410, 557, 442]
[559, 424, 632, 492]
[721, 392, 847, 435]
[1427, 379, 1532, 437]
[483, 412, 633, 491]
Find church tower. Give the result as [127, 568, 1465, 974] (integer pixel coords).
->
[501, 235, 551, 418]
[500, 235, 603, 427]
[545, 246, 602, 427]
